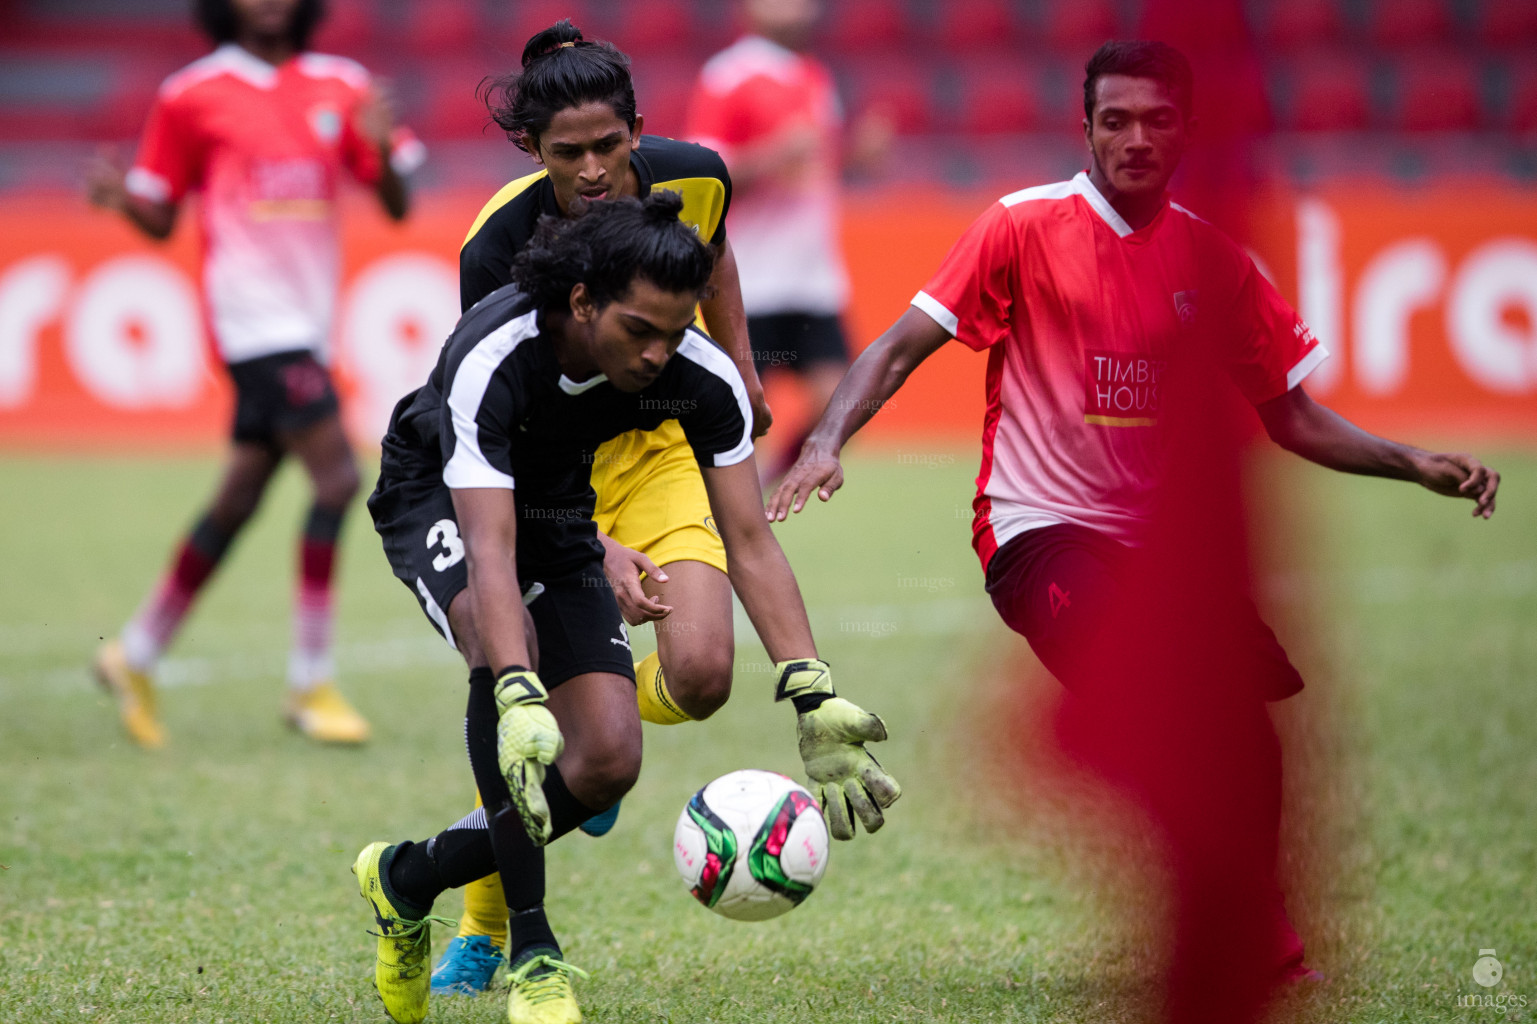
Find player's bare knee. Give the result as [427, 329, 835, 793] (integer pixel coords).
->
[569, 732, 642, 808]
[314, 460, 360, 510]
[666, 647, 734, 720]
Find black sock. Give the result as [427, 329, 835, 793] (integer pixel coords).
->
[379, 843, 433, 918]
[303, 503, 346, 544]
[506, 905, 560, 966]
[189, 512, 235, 562]
[544, 762, 600, 841]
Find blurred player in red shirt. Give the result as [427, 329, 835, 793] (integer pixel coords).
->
[86, 0, 423, 747]
[687, 0, 890, 480]
[770, 40, 1499, 992]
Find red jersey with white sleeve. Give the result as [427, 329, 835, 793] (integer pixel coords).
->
[687, 35, 848, 316]
[912, 172, 1328, 570]
[127, 44, 423, 366]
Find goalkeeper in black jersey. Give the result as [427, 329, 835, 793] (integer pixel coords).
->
[350, 192, 900, 1024]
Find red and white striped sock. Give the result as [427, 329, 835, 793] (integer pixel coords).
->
[288, 508, 343, 693]
[121, 516, 229, 671]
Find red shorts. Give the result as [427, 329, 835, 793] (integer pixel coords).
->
[984, 523, 1304, 702]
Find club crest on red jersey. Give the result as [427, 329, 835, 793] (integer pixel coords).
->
[1173, 289, 1199, 326]
[308, 105, 343, 144]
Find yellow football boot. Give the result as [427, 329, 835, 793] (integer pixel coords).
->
[352, 842, 456, 1024]
[284, 683, 371, 744]
[93, 639, 166, 749]
[507, 952, 587, 1024]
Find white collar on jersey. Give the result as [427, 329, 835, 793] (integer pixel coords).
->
[211, 43, 281, 89]
[558, 372, 608, 395]
[1072, 172, 1137, 239]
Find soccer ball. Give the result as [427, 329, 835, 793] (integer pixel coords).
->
[672, 769, 831, 921]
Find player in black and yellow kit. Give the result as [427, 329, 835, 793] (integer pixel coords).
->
[434, 21, 773, 994]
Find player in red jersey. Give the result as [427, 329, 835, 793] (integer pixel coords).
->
[769, 40, 1499, 984]
[87, 0, 423, 747]
[686, 0, 890, 481]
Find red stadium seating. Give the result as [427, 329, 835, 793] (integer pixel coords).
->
[827, 0, 912, 50]
[310, 0, 379, 52]
[935, 0, 1021, 55]
[1251, 0, 1347, 49]
[1475, 0, 1537, 47]
[1510, 63, 1537, 133]
[1287, 53, 1373, 130]
[957, 60, 1044, 135]
[631, 72, 693, 139]
[1042, 0, 1122, 52]
[613, 0, 701, 57]
[846, 60, 935, 135]
[1365, 0, 1455, 49]
[1394, 54, 1484, 131]
[401, 0, 478, 56]
[501, 0, 593, 50]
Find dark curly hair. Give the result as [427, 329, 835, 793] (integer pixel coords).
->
[1083, 40, 1194, 121]
[511, 191, 715, 314]
[478, 20, 637, 154]
[195, 0, 325, 49]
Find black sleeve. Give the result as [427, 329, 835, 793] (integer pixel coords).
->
[703, 144, 731, 247]
[672, 332, 753, 467]
[460, 234, 512, 314]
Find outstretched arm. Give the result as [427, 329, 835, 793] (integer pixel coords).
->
[703, 456, 901, 838]
[766, 306, 951, 520]
[355, 83, 410, 221]
[1256, 385, 1499, 518]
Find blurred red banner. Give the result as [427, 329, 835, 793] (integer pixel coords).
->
[1, 183, 1533, 450]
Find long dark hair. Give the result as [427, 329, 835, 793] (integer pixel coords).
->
[479, 20, 637, 154]
[195, 0, 326, 49]
[511, 192, 715, 314]
[1083, 40, 1194, 120]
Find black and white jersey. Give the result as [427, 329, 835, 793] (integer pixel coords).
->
[378, 284, 753, 576]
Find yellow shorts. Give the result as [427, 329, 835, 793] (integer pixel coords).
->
[591, 420, 727, 575]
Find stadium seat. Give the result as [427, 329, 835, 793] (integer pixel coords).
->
[418, 62, 496, 140]
[631, 68, 695, 139]
[501, 0, 593, 49]
[845, 59, 936, 135]
[1393, 55, 1483, 132]
[956, 59, 1044, 135]
[1509, 63, 1537, 133]
[1250, 0, 1347, 49]
[1042, 0, 1121, 52]
[310, 0, 378, 52]
[1285, 53, 1373, 130]
[827, 0, 912, 50]
[400, 0, 477, 57]
[935, 0, 1021, 55]
[1475, 0, 1537, 47]
[613, 0, 700, 57]
[1364, 0, 1455, 49]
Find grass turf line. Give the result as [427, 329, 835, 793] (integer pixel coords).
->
[0, 449, 1531, 1022]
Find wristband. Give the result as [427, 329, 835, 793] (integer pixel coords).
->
[773, 658, 834, 713]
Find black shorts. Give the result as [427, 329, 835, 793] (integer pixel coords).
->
[368, 476, 635, 688]
[226, 349, 341, 447]
[749, 312, 850, 377]
[984, 523, 1303, 702]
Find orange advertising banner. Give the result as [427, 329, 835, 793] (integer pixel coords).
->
[0, 184, 1533, 451]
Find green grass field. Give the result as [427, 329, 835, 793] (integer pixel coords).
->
[1, 446, 1532, 1023]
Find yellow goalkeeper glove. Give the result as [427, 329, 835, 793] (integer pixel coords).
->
[494, 667, 563, 846]
[775, 658, 901, 840]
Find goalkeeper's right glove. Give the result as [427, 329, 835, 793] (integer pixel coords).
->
[774, 658, 901, 840]
[494, 667, 563, 846]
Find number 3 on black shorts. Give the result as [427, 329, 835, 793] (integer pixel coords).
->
[427, 519, 465, 572]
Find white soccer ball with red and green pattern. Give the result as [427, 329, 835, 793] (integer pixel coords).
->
[672, 769, 830, 921]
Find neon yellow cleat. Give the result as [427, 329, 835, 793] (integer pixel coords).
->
[93, 639, 166, 749]
[507, 952, 587, 1024]
[352, 842, 456, 1024]
[285, 683, 371, 744]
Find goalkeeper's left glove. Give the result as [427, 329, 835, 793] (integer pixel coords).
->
[494, 667, 563, 846]
[775, 658, 901, 840]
